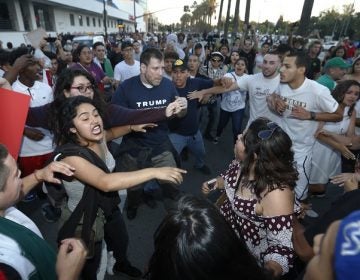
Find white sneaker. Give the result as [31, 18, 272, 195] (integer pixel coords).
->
[305, 209, 319, 218]
[106, 251, 116, 275]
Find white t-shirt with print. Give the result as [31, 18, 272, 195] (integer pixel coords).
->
[221, 72, 247, 112]
[12, 80, 54, 157]
[114, 60, 140, 83]
[236, 72, 280, 127]
[277, 78, 338, 156]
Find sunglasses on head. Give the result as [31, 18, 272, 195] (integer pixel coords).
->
[257, 122, 280, 140]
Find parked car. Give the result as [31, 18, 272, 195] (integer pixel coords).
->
[72, 35, 105, 48]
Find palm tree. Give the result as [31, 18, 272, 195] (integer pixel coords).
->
[180, 13, 192, 30]
[233, 0, 240, 37]
[298, 0, 314, 36]
[217, 0, 225, 30]
[244, 0, 251, 26]
[224, 0, 232, 38]
[207, 0, 217, 25]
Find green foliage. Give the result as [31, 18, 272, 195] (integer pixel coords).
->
[175, 2, 359, 40]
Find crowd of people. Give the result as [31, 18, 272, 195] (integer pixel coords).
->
[1, 27, 360, 279]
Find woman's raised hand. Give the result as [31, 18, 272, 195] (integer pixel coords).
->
[154, 167, 187, 185]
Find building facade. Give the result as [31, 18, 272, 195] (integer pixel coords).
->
[0, 0, 147, 46]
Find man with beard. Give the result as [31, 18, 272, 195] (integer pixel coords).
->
[188, 51, 282, 128]
[111, 48, 187, 220]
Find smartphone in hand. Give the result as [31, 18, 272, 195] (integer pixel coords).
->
[207, 178, 217, 190]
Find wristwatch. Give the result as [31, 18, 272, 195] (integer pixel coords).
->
[310, 111, 316, 120]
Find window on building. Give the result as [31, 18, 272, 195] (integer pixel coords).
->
[107, 19, 109, 27]
[20, 1, 31, 31]
[86, 16, 90, 26]
[79, 15, 83, 26]
[98, 18, 101, 27]
[93, 17, 96, 26]
[70, 14, 75, 26]
[0, 2, 12, 30]
[33, 3, 54, 30]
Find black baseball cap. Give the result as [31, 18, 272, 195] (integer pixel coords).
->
[172, 59, 189, 71]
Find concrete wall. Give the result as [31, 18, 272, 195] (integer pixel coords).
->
[53, 8, 120, 35]
[0, 0, 147, 47]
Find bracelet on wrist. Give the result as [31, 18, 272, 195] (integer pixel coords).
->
[34, 170, 41, 182]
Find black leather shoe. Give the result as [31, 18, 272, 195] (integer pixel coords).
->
[126, 207, 138, 220]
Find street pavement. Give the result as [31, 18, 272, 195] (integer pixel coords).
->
[17, 118, 344, 279]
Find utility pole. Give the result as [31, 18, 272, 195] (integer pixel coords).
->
[103, 0, 107, 41]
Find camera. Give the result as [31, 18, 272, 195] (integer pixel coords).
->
[45, 37, 57, 43]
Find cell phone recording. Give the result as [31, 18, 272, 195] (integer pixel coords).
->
[207, 178, 217, 190]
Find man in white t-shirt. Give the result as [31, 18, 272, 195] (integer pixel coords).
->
[268, 52, 342, 214]
[188, 52, 281, 128]
[113, 41, 140, 88]
[12, 55, 54, 201]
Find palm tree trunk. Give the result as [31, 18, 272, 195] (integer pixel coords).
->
[217, 0, 225, 29]
[244, 0, 251, 26]
[233, 0, 240, 37]
[298, 0, 314, 36]
[224, 0, 232, 38]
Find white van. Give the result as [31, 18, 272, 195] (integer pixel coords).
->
[72, 35, 105, 48]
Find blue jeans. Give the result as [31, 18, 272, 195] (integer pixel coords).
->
[216, 108, 245, 142]
[169, 130, 206, 168]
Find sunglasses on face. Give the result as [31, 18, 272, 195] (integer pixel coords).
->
[70, 84, 95, 93]
[257, 122, 280, 140]
[211, 58, 221, 62]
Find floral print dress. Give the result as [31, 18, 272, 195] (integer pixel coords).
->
[219, 160, 296, 275]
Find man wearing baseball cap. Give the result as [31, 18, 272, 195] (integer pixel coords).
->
[199, 51, 227, 141]
[317, 57, 351, 90]
[168, 58, 215, 175]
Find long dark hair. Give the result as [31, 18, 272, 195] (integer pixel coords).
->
[49, 68, 106, 138]
[147, 195, 267, 280]
[331, 46, 347, 59]
[52, 96, 104, 146]
[241, 118, 298, 198]
[332, 80, 360, 117]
